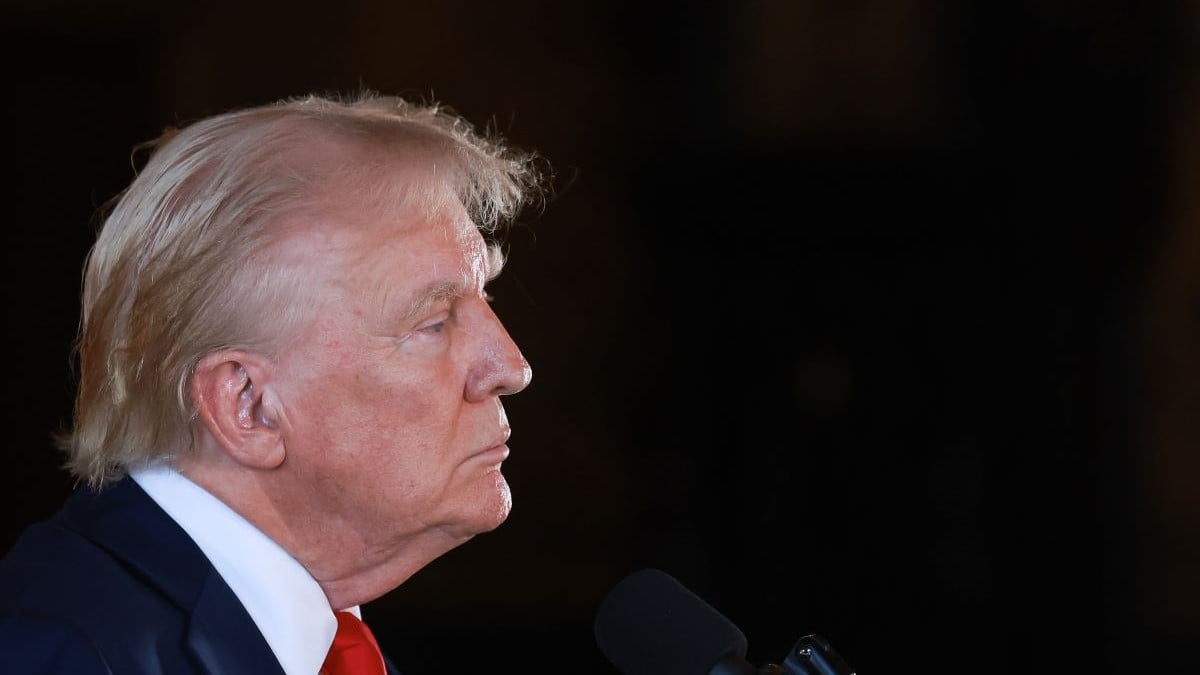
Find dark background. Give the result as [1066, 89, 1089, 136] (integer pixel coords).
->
[3, 1, 1199, 673]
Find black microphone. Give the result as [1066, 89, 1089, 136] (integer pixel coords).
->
[593, 568, 856, 675]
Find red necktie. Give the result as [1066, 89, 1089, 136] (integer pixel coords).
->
[320, 611, 387, 675]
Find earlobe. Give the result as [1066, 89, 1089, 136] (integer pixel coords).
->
[192, 353, 285, 470]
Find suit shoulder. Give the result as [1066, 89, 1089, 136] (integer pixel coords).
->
[0, 611, 113, 674]
[0, 520, 140, 614]
[1, 519, 191, 636]
[1, 520, 202, 673]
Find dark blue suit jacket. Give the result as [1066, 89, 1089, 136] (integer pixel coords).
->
[0, 478, 402, 674]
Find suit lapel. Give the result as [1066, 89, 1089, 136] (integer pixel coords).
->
[59, 478, 283, 674]
[187, 568, 286, 674]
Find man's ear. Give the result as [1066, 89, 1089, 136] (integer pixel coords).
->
[190, 351, 285, 470]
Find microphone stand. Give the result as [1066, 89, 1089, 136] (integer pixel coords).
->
[779, 634, 856, 675]
[711, 634, 856, 675]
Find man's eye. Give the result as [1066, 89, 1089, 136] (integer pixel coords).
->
[421, 321, 446, 334]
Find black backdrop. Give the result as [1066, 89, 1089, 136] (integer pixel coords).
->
[1, 2, 1194, 673]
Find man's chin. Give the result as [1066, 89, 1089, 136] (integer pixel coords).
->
[481, 480, 513, 531]
[447, 479, 512, 538]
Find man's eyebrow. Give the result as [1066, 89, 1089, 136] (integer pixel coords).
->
[387, 246, 505, 325]
[394, 279, 467, 325]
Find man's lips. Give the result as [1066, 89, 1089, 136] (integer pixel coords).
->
[471, 429, 512, 463]
[473, 444, 510, 463]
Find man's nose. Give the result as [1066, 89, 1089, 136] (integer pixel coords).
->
[465, 302, 532, 401]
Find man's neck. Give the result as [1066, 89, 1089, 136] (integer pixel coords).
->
[177, 453, 467, 609]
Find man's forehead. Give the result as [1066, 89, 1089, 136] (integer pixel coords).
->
[267, 194, 494, 311]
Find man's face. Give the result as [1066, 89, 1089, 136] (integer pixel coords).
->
[267, 187, 531, 557]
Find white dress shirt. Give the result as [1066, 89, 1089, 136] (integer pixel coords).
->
[132, 465, 360, 675]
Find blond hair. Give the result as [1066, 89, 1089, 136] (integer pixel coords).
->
[63, 92, 543, 487]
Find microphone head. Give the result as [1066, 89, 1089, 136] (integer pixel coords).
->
[594, 568, 749, 675]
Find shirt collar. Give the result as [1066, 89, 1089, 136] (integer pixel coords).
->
[131, 465, 360, 675]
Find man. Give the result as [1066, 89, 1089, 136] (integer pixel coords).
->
[0, 92, 542, 674]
